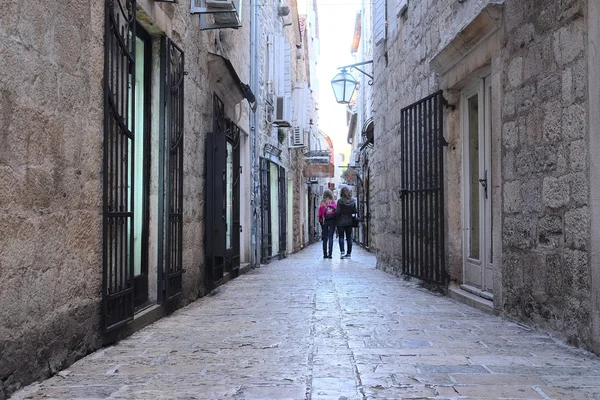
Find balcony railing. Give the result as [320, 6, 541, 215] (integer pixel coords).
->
[305, 150, 331, 165]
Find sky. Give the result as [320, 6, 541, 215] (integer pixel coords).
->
[314, 0, 363, 157]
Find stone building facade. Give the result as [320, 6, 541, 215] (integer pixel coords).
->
[253, 0, 321, 259]
[0, 0, 320, 397]
[369, 0, 600, 355]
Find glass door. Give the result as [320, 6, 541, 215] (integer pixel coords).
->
[462, 76, 493, 293]
[128, 28, 151, 308]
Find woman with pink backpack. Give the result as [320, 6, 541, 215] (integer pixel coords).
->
[318, 189, 337, 258]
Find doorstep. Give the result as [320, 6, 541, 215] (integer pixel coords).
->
[448, 281, 496, 315]
[239, 263, 252, 274]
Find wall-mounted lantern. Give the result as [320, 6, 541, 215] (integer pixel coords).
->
[331, 69, 357, 105]
[330, 60, 373, 105]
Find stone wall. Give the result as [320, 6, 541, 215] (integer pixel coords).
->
[499, 0, 591, 348]
[371, 0, 597, 352]
[372, 0, 486, 275]
[256, 0, 309, 258]
[0, 0, 254, 396]
[0, 1, 106, 396]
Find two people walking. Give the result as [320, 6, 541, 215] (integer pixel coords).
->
[318, 187, 357, 259]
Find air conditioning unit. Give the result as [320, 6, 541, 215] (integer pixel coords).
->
[273, 96, 292, 126]
[291, 126, 305, 147]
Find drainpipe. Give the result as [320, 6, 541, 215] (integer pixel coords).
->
[250, 0, 259, 267]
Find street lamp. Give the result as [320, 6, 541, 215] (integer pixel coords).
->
[330, 69, 358, 104]
[330, 60, 373, 105]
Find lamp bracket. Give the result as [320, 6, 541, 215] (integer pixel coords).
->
[337, 60, 374, 85]
[442, 96, 456, 110]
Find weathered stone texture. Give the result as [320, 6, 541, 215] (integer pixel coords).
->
[0, 0, 257, 395]
[500, 0, 591, 350]
[0, 0, 106, 394]
[371, 0, 595, 354]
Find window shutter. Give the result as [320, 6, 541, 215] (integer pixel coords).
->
[274, 36, 285, 96]
[267, 34, 275, 95]
[284, 40, 291, 98]
[374, 0, 386, 44]
[292, 82, 309, 130]
[274, 36, 291, 98]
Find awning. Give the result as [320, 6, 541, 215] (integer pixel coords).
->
[208, 52, 256, 111]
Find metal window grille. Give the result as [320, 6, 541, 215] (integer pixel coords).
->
[205, 95, 227, 288]
[400, 90, 448, 285]
[278, 165, 287, 256]
[225, 119, 241, 274]
[260, 158, 271, 262]
[103, 0, 136, 332]
[161, 38, 185, 300]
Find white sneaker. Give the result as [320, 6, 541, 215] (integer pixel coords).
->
[340, 252, 345, 259]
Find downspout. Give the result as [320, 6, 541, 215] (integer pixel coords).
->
[250, 0, 259, 267]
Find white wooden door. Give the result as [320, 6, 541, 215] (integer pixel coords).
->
[462, 76, 494, 294]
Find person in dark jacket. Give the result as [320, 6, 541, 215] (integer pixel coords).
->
[335, 186, 357, 259]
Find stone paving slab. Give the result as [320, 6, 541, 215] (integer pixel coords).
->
[11, 243, 600, 399]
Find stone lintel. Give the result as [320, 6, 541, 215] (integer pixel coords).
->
[430, 3, 503, 76]
[136, 0, 173, 37]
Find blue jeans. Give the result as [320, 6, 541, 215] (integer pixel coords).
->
[338, 225, 353, 254]
[322, 220, 336, 256]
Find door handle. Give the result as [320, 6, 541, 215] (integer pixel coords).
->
[479, 171, 488, 199]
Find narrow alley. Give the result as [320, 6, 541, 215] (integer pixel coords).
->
[11, 245, 600, 400]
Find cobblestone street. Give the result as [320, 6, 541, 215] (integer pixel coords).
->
[12, 244, 600, 400]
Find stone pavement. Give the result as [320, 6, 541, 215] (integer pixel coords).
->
[11, 244, 600, 400]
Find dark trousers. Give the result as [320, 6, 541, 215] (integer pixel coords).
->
[322, 221, 336, 256]
[338, 225, 353, 254]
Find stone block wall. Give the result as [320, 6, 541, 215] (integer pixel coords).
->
[499, 0, 591, 348]
[0, 0, 254, 396]
[371, 0, 596, 352]
[372, 0, 488, 275]
[0, 1, 106, 396]
[256, 0, 309, 257]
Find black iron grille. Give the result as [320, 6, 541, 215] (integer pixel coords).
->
[400, 90, 448, 285]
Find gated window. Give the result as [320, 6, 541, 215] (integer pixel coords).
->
[260, 158, 287, 262]
[225, 119, 241, 274]
[161, 38, 185, 301]
[206, 96, 226, 288]
[400, 90, 448, 285]
[131, 27, 152, 308]
[278, 165, 287, 255]
[103, 0, 137, 332]
[103, 1, 185, 330]
[206, 95, 241, 289]
[260, 158, 271, 262]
